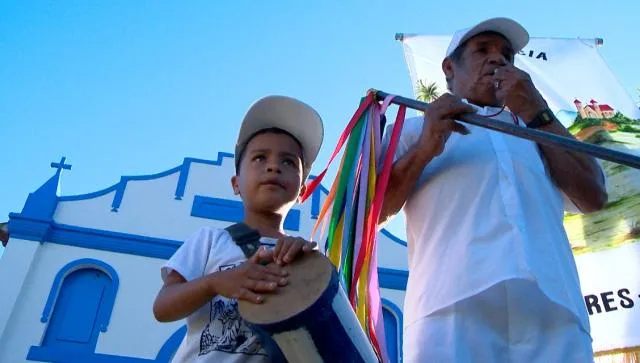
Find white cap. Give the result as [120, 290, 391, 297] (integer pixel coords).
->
[235, 95, 324, 179]
[446, 17, 529, 58]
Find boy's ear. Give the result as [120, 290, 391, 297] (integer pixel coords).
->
[231, 176, 240, 195]
[297, 183, 307, 203]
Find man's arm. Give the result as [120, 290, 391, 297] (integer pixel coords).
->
[532, 119, 607, 213]
[378, 94, 475, 227]
[378, 145, 436, 226]
[494, 65, 607, 213]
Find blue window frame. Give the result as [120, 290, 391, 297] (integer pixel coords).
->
[382, 299, 403, 363]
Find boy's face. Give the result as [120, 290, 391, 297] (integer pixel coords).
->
[231, 131, 306, 214]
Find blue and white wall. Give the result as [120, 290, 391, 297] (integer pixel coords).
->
[0, 152, 410, 363]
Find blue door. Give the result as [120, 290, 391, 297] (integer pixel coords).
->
[42, 268, 112, 353]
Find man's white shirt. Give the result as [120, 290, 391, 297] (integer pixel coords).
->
[381, 103, 594, 336]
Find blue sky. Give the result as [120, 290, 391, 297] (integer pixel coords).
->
[1, 1, 638, 255]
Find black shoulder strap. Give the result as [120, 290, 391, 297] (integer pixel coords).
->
[225, 222, 262, 259]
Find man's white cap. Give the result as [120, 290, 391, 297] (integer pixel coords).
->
[235, 95, 324, 179]
[446, 17, 529, 58]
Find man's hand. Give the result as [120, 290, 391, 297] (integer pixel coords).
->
[273, 236, 317, 266]
[421, 93, 475, 156]
[493, 64, 548, 122]
[211, 247, 289, 303]
[493, 64, 607, 212]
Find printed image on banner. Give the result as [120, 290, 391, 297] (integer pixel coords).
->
[399, 35, 640, 356]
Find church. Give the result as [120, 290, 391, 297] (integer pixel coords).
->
[0, 152, 409, 362]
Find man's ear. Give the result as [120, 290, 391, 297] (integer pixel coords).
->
[442, 57, 454, 87]
[231, 175, 240, 195]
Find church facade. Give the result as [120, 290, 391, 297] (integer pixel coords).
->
[0, 153, 409, 362]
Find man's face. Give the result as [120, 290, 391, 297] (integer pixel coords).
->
[231, 131, 305, 215]
[443, 32, 515, 106]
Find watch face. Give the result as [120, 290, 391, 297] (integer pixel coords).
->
[542, 110, 554, 123]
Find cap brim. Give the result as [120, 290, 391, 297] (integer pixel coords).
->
[235, 95, 324, 178]
[452, 17, 529, 56]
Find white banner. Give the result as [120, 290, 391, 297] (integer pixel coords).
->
[400, 36, 640, 123]
[575, 243, 640, 352]
[399, 35, 640, 354]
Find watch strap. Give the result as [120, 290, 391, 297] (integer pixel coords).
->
[527, 108, 555, 129]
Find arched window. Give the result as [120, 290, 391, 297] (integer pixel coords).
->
[382, 299, 403, 363]
[28, 258, 119, 360]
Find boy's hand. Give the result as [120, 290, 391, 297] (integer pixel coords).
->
[273, 236, 317, 265]
[212, 247, 288, 304]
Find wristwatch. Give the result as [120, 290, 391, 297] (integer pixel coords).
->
[526, 108, 555, 129]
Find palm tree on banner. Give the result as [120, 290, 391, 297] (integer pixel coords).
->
[416, 79, 440, 102]
[415, 80, 440, 115]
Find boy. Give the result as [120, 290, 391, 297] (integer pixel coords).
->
[153, 95, 325, 362]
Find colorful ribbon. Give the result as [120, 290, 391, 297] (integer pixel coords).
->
[301, 91, 407, 363]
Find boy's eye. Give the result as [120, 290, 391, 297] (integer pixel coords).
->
[282, 158, 296, 167]
[252, 155, 265, 162]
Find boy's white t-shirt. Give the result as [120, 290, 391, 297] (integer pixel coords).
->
[161, 226, 277, 363]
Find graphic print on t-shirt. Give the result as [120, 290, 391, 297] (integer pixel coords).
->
[198, 262, 267, 357]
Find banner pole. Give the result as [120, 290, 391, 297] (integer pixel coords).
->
[369, 89, 640, 169]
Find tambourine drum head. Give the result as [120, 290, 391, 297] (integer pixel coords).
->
[238, 251, 333, 325]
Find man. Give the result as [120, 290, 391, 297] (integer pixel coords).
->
[379, 17, 607, 362]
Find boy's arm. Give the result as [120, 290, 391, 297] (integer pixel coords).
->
[153, 247, 288, 323]
[153, 270, 218, 322]
[152, 227, 216, 322]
